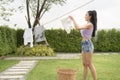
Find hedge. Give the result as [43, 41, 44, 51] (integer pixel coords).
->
[45, 29, 82, 52]
[16, 29, 24, 47]
[16, 28, 120, 52]
[0, 26, 120, 56]
[16, 29, 82, 52]
[95, 29, 120, 52]
[0, 26, 17, 56]
[46, 29, 120, 52]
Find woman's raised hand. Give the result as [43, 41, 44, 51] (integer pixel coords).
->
[69, 16, 74, 21]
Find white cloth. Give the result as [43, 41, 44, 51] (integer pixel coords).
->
[23, 28, 33, 47]
[61, 17, 73, 34]
[34, 25, 45, 42]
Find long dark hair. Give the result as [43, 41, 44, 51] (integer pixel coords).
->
[88, 10, 97, 37]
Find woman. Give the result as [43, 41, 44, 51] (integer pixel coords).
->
[69, 10, 97, 80]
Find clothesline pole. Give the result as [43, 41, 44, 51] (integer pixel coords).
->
[43, 0, 94, 25]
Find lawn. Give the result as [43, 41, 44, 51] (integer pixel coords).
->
[0, 60, 18, 72]
[26, 54, 120, 80]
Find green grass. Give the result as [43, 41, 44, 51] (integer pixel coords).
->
[0, 60, 18, 72]
[26, 54, 120, 80]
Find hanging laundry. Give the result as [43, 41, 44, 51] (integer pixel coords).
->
[23, 28, 33, 47]
[61, 17, 73, 34]
[34, 25, 45, 42]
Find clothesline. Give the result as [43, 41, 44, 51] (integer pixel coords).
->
[42, 0, 94, 25]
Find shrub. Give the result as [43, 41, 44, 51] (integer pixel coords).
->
[16, 45, 54, 56]
[45, 29, 82, 52]
[94, 29, 120, 52]
[17, 28, 120, 52]
[16, 29, 24, 47]
[0, 26, 17, 56]
[1, 26, 119, 55]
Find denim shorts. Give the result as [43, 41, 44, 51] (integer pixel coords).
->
[81, 39, 94, 53]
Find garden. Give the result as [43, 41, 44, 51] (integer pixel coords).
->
[0, 26, 120, 80]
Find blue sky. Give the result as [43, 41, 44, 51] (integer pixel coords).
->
[1, 0, 120, 30]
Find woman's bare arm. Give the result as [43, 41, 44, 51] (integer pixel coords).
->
[69, 16, 92, 30]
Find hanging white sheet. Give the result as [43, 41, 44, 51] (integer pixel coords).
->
[23, 28, 33, 47]
[61, 17, 73, 34]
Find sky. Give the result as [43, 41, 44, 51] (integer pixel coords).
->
[1, 0, 120, 30]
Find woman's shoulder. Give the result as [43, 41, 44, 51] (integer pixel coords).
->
[87, 22, 93, 26]
[85, 23, 93, 29]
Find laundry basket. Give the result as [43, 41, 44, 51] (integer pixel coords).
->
[57, 68, 77, 80]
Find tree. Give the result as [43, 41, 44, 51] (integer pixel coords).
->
[0, 0, 14, 21]
[25, 0, 66, 29]
[0, 0, 67, 45]
[0, 0, 23, 22]
[0, 0, 66, 27]
[25, 0, 66, 45]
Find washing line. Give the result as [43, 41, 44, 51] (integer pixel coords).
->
[42, 0, 94, 25]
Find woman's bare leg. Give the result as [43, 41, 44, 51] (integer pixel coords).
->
[82, 53, 89, 80]
[87, 53, 97, 80]
[82, 53, 97, 80]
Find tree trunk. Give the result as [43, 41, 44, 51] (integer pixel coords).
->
[26, 0, 31, 28]
[33, 0, 47, 28]
[25, 0, 49, 46]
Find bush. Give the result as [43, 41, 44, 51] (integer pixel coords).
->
[0, 26, 17, 56]
[45, 28, 120, 52]
[1, 26, 119, 55]
[16, 45, 54, 56]
[45, 29, 82, 52]
[16, 29, 24, 47]
[17, 28, 120, 52]
[95, 29, 120, 52]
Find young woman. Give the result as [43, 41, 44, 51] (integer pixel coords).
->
[69, 10, 97, 80]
